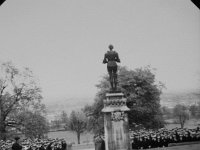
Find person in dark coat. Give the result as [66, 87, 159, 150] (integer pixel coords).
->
[150, 136, 157, 148]
[46, 142, 53, 150]
[12, 137, 22, 150]
[163, 136, 169, 147]
[39, 144, 45, 150]
[27, 145, 33, 150]
[132, 137, 139, 149]
[27, 146, 33, 150]
[100, 138, 105, 150]
[61, 140, 67, 150]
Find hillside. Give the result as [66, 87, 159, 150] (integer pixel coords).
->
[44, 97, 94, 120]
[44, 90, 200, 120]
[160, 91, 200, 108]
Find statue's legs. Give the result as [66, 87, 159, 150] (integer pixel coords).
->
[107, 65, 117, 91]
[112, 66, 118, 90]
[113, 73, 117, 90]
[108, 71, 114, 90]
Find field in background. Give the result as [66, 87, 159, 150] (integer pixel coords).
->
[47, 131, 94, 145]
[165, 119, 200, 130]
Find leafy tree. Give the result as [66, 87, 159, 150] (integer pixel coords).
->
[68, 110, 87, 144]
[18, 111, 49, 139]
[85, 66, 165, 134]
[189, 104, 198, 118]
[161, 106, 173, 119]
[0, 62, 42, 140]
[50, 115, 62, 130]
[50, 111, 69, 131]
[60, 111, 68, 124]
[15, 100, 48, 139]
[196, 101, 200, 118]
[84, 103, 104, 134]
[173, 104, 189, 128]
[189, 101, 200, 119]
[119, 66, 165, 129]
[60, 111, 69, 130]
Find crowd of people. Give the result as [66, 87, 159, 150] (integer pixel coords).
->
[0, 137, 68, 150]
[1, 127, 200, 150]
[130, 127, 200, 149]
[93, 127, 200, 150]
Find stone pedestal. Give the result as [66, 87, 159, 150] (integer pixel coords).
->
[102, 93, 130, 150]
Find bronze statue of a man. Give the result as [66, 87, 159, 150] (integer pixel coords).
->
[103, 44, 120, 91]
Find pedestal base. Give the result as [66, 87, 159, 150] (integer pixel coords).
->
[102, 93, 130, 150]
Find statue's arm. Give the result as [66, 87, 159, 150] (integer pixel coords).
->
[115, 53, 120, 63]
[103, 54, 108, 64]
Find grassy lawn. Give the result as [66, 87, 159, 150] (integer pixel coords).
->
[48, 130, 94, 145]
[165, 119, 200, 129]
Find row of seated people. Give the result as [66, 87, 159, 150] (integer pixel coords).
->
[130, 127, 200, 149]
[0, 137, 68, 150]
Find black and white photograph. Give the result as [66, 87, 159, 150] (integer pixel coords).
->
[0, 0, 200, 150]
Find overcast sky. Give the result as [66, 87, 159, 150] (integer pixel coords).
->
[0, 0, 199, 100]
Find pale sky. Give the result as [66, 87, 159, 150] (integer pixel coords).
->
[0, 0, 200, 100]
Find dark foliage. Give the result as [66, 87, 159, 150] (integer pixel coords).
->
[85, 66, 165, 134]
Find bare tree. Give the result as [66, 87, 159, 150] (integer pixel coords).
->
[68, 110, 87, 144]
[0, 62, 42, 140]
[173, 104, 189, 128]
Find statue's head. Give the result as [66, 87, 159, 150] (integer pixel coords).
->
[108, 44, 114, 50]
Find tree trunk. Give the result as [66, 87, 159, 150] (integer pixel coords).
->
[0, 115, 7, 140]
[181, 122, 184, 128]
[179, 116, 183, 128]
[180, 118, 184, 128]
[77, 132, 80, 144]
[180, 119, 184, 128]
